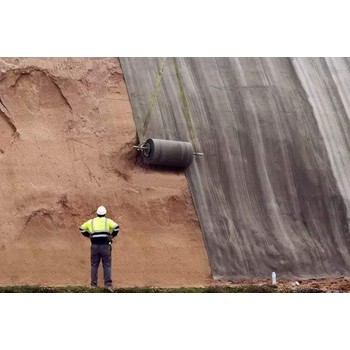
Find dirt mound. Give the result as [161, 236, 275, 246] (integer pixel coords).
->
[0, 58, 210, 287]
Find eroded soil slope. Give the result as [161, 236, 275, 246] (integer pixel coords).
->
[0, 58, 210, 287]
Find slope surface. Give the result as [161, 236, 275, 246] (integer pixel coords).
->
[121, 57, 350, 279]
[0, 58, 210, 286]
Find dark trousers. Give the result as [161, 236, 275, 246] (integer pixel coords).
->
[91, 244, 112, 286]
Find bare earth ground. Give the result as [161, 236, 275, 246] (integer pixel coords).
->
[0, 58, 211, 287]
[212, 277, 350, 292]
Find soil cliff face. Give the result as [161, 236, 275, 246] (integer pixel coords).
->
[0, 58, 210, 286]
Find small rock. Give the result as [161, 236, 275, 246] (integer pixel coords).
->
[295, 281, 300, 286]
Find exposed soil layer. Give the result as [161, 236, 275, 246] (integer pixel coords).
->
[0, 58, 211, 287]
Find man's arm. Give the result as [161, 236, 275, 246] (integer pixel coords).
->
[108, 219, 120, 238]
[111, 224, 120, 238]
[79, 220, 91, 238]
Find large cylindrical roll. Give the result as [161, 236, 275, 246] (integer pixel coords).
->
[141, 138, 194, 168]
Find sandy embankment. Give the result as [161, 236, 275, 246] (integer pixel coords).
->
[0, 58, 211, 287]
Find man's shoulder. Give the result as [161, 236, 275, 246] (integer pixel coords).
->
[80, 218, 92, 227]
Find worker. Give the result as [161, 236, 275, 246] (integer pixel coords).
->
[79, 206, 120, 290]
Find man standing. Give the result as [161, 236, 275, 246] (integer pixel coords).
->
[79, 206, 120, 290]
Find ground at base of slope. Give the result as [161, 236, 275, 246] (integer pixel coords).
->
[214, 276, 350, 292]
[1, 277, 350, 292]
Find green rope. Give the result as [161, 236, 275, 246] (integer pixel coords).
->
[141, 57, 168, 140]
[172, 57, 198, 152]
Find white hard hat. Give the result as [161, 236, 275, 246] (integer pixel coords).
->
[97, 206, 107, 215]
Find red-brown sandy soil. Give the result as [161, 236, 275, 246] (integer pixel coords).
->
[0, 58, 211, 287]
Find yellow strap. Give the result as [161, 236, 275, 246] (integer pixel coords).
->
[141, 57, 168, 140]
[172, 57, 198, 153]
[140, 57, 198, 153]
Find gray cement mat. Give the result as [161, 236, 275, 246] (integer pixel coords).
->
[120, 57, 350, 279]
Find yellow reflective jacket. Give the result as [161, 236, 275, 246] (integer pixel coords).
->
[79, 217, 119, 244]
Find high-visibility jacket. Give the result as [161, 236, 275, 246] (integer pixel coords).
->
[80, 217, 119, 245]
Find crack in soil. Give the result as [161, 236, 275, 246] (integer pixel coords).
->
[0, 98, 18, 133]
[24, 209, 54, 226]
[1, 66, 73, 112]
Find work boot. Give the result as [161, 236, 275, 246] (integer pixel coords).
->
[105, 285, 114, 292]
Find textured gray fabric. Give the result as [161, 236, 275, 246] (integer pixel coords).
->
[91, 244, 112, 286]
[121, 57, 350, 279]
